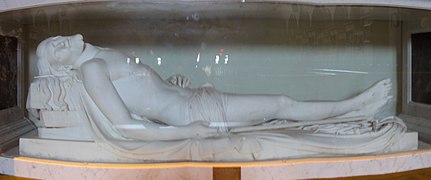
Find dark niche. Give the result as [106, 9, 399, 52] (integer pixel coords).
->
[0, 36, 17, 110]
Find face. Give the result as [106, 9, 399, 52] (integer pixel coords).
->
[48, 34, 85, 66]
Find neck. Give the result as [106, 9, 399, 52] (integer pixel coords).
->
[73, 43, 100, 69]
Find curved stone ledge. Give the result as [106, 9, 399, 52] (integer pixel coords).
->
[2, 0, 431, 13]
[2, 149, 431, 179]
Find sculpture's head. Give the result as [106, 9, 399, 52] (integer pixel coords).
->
[36, 34, 85, 75]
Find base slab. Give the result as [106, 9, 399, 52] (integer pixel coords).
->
[19, 132, 418, 163]
[2, 148, 431, 179]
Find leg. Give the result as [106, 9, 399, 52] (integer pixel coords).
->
[225, 79, 392, 122]
[224, 94, 284, 123]
[225, 94, 360, 122]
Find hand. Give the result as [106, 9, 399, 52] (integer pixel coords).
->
[185, 121, 218, 139]
[166, 74, 191, 88]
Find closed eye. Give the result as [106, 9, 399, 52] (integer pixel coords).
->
[52, 41, 66, 49]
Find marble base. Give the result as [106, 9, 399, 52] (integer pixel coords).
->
[241, 149, 431, 179]
[19, 132, 418, 163]
[2, 148, 431, 179]
[19, 138, 133, 162]
[38, 127, 94, 141]
[0, 156, 213, 180]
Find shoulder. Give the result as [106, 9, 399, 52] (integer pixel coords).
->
[81, 58, 106, 67]
[79, 58, 109, 75]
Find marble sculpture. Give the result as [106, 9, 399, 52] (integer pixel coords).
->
[24, 34, 410, 162]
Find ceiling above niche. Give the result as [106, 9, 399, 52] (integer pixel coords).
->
[0, 1, 420, 24]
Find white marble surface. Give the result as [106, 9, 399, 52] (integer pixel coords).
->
[2, 149, 431, 179]
[242, 150, 431, 179]
[0, 156, 213, 180]
[19, 131, 418, 163]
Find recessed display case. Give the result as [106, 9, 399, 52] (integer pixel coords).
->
[1, 0, 431, 179]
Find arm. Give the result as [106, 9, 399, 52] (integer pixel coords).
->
[80, 58, 134, 125]
[80, 59, 217, 141]
[115, 121, 219, 141]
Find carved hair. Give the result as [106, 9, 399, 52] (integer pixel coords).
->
[37, 76, 70, 111]
[34, 37, 74, 111]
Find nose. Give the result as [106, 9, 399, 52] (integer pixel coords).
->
[73, 34, 83, 40]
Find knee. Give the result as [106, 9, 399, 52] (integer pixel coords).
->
[277, 95, 296, 108]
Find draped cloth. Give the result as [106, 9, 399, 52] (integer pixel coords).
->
[186, 84, 229, 133]
[77, 82, 407, 162]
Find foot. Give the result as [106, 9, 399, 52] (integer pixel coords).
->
[357, 79, 392, 107]
[341, 79, 392, 118]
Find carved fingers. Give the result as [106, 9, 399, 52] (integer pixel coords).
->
[166, 74, 191, 88]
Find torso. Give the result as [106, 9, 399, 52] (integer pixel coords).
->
[93, 49, 192, 125]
